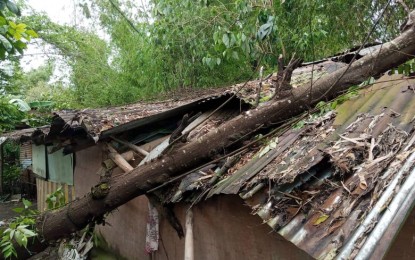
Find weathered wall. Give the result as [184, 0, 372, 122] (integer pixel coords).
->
[384, 207, 415, 260]
[19, 142, 32, 169]
[74, 145, 312, 260]
[36, 179, 75, 212]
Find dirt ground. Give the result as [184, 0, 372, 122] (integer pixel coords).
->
[0, 202, 23, 221]
[0, 196, 37, 223]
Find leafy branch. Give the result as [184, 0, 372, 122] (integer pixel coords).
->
[0, 199, 38, 259]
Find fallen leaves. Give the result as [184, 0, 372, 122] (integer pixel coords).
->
[314, 213, 330, 226]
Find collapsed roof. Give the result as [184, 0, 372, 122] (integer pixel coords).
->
[2, 44, 415, 259]
[164, 73, 415, 259]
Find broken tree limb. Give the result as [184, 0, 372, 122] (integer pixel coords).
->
[32, 10, 415, 243]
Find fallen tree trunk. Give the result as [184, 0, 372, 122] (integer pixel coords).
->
[34, 10, 415, 244]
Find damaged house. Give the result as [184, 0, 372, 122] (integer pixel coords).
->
[2, 45, 415, 259]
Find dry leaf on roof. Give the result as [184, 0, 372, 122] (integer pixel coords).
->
[314, 213, 329, 226]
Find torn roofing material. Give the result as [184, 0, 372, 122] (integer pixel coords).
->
[2, 91, 247, 146]
[162, 74, 415, 259]
[1, 59, 347, 147]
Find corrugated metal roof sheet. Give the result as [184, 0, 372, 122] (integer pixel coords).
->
[160, 73, 415, 259]
[2, 91, 243, 142]
[238, 74, 415, 259]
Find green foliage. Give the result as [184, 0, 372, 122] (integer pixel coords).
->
[46, 186, 66, 210]
[0, 0, 37, 60]
[0, 95, 52, 133]
[391, 59, 415, 76]
[0, 95, 24, 133]
[2, 163, 19, 191]
[0, 199, 38, 259]
[9, 63, 71, 110]
[316, 85, 360, 114]
[0, 0, 42, 132]
[151, 0, 253, 83]
[1, 140, 19, 194]
[5, 0, 414, 110]
[204, 0, 407, 69]
[294, 84, 360, 129]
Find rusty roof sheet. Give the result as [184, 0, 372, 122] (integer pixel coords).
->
[2, 90, 244, 142]
[234, 74, 415, 259]
[163, 74, 415, 259]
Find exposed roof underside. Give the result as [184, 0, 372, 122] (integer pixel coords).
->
[2, 89, 241, 141]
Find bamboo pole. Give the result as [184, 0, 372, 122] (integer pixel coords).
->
[111, 136, 149, 156]
[106, 144, 134, 172]
[102, 150, 134, 170]
[184, 208, 194, 260]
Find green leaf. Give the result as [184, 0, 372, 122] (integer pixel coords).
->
[9, 230, 14, 240]
[1, 244, 12, 253]
[230, 33, 236, 46]
[14, 40, 26, 54]
[9, 99, 31, 112]
[232, 51, 239, 60]
[13, 31, 21, 40]
[14, 231, 23, 246]
[222, 33, 230, 48]
[8, 21, 16, 29]
[0, 1, 6, 11]
[313, 214, 329, 225]
[28, 101, 54, 108]
[241, 33, 246, 42]
[0, 34, 12, 51]
[0, 16, 6, 26]
[16, 225, 29, 229]
[257, 22, 273, 41]
[6, 0, 20, 16]
[331, 100, 338, 110]
[21, 228, 36, 238]
[26, 29, 38, 38]
[4, 250, 12, 258]
[21, 235, 28, 248]
[12, 207, 24, 213]
[22, 198, 32, 208]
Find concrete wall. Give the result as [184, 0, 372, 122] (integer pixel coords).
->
[74, 145, 312, 260]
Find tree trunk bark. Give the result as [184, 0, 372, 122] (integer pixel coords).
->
[34, 10, 415, 243]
